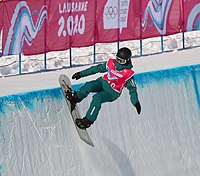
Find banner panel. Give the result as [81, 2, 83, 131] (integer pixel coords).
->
[0, 2, 3, 32]
[46, 0, 95, 51]
[0, 2, 3, 55]
[2, 0, 95, 55]
[96, 0, 141, 43]
[141, 0, 181, 38]
[1, 0, 200, 56]
[3, 1, 46, 55]
[183, 0, 200, 32]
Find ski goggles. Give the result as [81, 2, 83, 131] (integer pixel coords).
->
[116, 56, 131, 64]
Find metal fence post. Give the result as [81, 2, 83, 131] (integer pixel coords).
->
[116, 41, 119, 56]
[19, 53, 22, 74]
[161, 36, 164, 52]
[44, 0, 47, 71]
[93, 45, 96, 64]
[140, 39, 142, 56]
[93, 0, 97, 64]
[69, 48, 72, 67]
[139, 0, 142, 57]
[44, 52, 47, 70]
[182, 32, 185, 49]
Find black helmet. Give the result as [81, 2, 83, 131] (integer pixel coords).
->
[116, 47, 132, 64]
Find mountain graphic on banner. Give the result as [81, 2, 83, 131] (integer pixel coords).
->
[187, 3, 200, 31]
[142, 0, 172, 35]
[3, 2, 47, 55]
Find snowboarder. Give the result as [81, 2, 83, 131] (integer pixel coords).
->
[66, 47, 141, 129]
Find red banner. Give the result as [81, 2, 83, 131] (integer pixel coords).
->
[183, 0, 200, 32]
[0, 2, 3, 32]
[3, 1, 46, 55]
[0, 2, 3, 55]
[96, 0, 141, 42]
[141, 0, 181, 38]
[1, 0, 200, 56]
[2, 0, 96, 55]
[0, 2, 3, 41]
[46, 0, 95, 51]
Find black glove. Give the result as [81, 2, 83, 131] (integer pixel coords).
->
[134, 102, 141, 115]
[72, 72, 81, 80]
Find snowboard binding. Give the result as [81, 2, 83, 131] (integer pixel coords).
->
[76, 117, 94, 129]
[65, 90, 77, 111]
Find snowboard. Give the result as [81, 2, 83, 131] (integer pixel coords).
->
[59, 74, 94, 147]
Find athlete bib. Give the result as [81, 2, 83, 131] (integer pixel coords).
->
[102, 59, 134, 93]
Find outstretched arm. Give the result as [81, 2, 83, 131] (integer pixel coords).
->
[72, 62, 107, 80]
[126, 77, 141, 115]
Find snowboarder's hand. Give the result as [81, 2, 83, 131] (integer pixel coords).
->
[134, 102, 141, 115]
[72, 72, 81, 80]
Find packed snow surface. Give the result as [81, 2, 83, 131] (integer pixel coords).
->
[0, 48, 200, 176]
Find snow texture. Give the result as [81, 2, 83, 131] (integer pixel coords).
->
[0, 62, 200, 176]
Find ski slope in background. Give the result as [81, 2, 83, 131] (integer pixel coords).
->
[0, 48, 200, 176]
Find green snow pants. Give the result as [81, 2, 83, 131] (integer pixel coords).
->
[76, 77, 120, 122]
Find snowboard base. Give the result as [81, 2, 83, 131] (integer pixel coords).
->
[59, 74, 94, 147]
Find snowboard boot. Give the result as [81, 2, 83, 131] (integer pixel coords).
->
[65, 91, 81, 111]
[76, 117, 94, 129]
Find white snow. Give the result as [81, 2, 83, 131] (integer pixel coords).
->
[0, 47, 200, 97]
[0, 44, 200, 176]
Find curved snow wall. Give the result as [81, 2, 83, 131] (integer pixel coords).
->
[0, 64, 200, 176]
